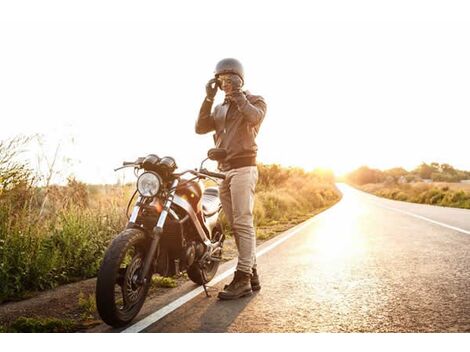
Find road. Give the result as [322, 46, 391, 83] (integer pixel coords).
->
[95, 184, 470, 332]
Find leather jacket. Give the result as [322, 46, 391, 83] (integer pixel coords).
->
[195, 91, 267, 171]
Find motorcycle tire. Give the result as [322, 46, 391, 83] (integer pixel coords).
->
[96, 228, 151, 327]
[187, 224, 223, 285]
[187, 259, 220, 285]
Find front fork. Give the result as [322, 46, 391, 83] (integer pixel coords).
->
[137, 179, 179, 285]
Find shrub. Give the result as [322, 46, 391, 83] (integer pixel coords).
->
[358, 182, 470, 210]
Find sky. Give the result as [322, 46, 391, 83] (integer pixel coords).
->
[1, 1, 469, 184]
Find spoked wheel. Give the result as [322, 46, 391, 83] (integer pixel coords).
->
[187, 224, 224, 285]
[96, 229, 152, 327]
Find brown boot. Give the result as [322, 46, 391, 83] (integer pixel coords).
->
[251, 268, 261, 291]
[224, 268, 261, 291]
[218, 270, 252, 300]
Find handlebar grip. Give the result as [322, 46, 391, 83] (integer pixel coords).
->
[123, 157, 145, 167]
[201, 169, 226, 180]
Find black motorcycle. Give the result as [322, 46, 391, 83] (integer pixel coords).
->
[96, 148, 227, 327]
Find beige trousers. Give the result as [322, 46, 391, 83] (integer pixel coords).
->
[219, 166, 258, 275]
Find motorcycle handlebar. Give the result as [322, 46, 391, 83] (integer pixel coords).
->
[173, 169, 226, 180]
[199, 169, 226, 180]
[117, 160, 226, 180]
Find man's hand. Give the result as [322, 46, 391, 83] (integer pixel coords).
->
[227, 91, 247, 108]
[221, 74, 244, 106]
[205, 78, 218, 101]
[224, 75, 243, 96]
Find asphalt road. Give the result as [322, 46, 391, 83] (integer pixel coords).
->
[97, 184, 470, 333]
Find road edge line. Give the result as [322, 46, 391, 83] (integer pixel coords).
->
[375, 203, 470, 235]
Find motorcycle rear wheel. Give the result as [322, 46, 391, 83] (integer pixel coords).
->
[96, 228, 151, 327]
[187, 257, 220, 285]
[187, 224, 223, 285]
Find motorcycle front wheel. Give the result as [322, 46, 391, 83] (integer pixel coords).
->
[96, 228, 152, 327]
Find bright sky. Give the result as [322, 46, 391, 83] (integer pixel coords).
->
[1, 1, 469, 184]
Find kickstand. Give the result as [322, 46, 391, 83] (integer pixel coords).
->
[202, 282, 211, 297]
[199, 265, 211, 297]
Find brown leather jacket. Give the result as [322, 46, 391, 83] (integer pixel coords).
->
[195, 91, 267, 171]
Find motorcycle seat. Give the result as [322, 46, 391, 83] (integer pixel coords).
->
[202, 187, 221, 217]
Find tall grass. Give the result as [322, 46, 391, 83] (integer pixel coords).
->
[254, 164, 339, 226]
[0, 179, 128, 302]
[0, 139, 339, 302]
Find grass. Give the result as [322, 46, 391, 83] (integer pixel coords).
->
[78, 292, 97, 320]
[1, 316, 78, 333]
[431, 182, 470, 192]
[151, 275, 178, 288]
[358, 182, 470, 209]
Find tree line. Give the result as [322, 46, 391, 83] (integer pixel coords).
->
[347, 162, 470, 185]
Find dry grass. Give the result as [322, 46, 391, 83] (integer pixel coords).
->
[430, 182, 470, 192]
[358, 182, 470, 209]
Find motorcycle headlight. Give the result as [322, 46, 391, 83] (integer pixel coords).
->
[137, 172, 161, 197]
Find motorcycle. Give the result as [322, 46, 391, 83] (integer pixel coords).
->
[95, 148, 227, 327]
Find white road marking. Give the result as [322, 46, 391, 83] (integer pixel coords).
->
[375, 203, 470, 235]
[121, 214, 322, 333]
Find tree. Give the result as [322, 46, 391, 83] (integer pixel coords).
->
[384, 167, 408, 178]
[347, 166, 385, 185]
[414, 162, 437, 179]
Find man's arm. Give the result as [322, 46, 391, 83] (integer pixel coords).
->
[195, 98, 216, 134]
[232, 95, 267, 126]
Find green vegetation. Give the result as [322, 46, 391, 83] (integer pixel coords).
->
[0, 136, 340, 302]
[347, 162, 470, 209]
[1, 316, 78, 333]
[0, 137, 129, 302]
[78, 292, 97, 320]
[151, 275, 178, 288]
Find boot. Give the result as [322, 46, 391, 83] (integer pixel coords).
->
[251, 268, 261, 291]
[218, 270, 252, 300]
[224, 268, 261, 291]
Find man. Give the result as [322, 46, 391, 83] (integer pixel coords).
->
[195, 58, 267, 300]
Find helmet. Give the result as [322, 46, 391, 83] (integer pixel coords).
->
[214, 58, 244, 82]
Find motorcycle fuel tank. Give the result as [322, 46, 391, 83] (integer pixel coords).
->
[175, 179, 204, 213]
